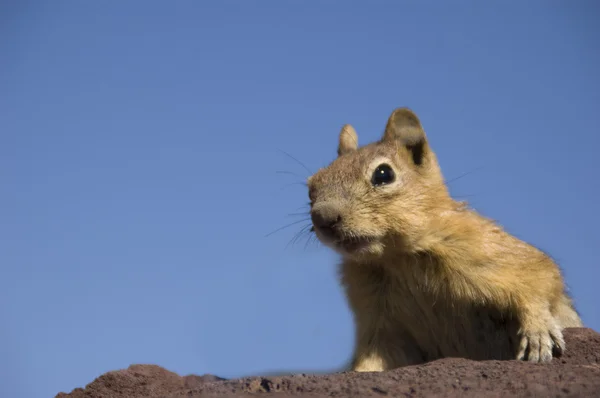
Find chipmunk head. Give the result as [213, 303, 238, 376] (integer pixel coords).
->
[307, 108, 450, 259]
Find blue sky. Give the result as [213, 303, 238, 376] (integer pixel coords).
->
[1, 2, 598, 397]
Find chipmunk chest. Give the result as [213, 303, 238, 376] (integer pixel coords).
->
[383, 267, 517, 360]
[385, 268, 449, 319]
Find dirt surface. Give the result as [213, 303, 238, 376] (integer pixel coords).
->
[56, 328, 600, 397]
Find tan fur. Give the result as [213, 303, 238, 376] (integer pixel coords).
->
[307, 107, 582, 372]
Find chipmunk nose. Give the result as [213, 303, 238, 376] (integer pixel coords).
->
[311, 203, 343, 238]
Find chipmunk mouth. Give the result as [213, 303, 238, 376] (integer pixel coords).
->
[318, 232, 380, 255]
[335, 236, 375, 252]
[313, 226, 385, 257]
[309, 211, 382, 255]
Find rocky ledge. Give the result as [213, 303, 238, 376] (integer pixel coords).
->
[56, 328, 600, 397]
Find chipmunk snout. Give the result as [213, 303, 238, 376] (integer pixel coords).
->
[311, 203, 343, 239]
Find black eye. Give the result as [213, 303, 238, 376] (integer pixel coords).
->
[371, 164, 395, 186]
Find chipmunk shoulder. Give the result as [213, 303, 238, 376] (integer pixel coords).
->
[306, 108, 583, 371]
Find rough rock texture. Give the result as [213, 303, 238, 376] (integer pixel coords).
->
[56, 328, 600, 397]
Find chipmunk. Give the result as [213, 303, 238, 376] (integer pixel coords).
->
[306, 107, 583, 372]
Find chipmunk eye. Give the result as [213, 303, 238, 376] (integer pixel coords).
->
[371, 164, 395, 186]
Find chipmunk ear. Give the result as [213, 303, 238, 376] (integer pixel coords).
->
[382, 107, 429, 166]
[337, 124, 358, 157]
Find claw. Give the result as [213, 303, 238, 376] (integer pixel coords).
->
[516, 325, 564, 363]
[539, 334, 554, 362]
[550, 328, 566, 357]
[528, 335, 540, 362]
[517, 336, 528, 361]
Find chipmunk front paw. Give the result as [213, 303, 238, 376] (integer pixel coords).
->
[517, 315, 564, 362]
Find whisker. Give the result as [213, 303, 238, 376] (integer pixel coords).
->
[278, 149, 313, 176]
[286, 226, 307, 249]
[265, 218, 311, 238]
[288, 211, 310, 217]
[285, 224, 315, 250]
[418, 166, 484, 200]
[276, 170, 305, 178]
[280, 182, 308, 191]
[310, 234, 320, 249]
[304, 232, 316, 251]
[444, 166, 484, 187]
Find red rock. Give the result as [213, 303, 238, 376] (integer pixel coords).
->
[55, 328, 600, 397]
